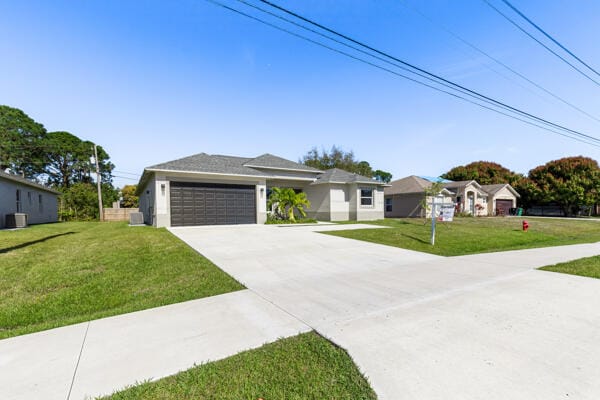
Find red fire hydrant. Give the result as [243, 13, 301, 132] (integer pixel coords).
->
[522, 220, 529, 232]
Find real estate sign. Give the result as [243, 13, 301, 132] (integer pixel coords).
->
[439, 204, 455, 222]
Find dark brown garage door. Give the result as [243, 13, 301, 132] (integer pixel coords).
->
[496, 199, 513, 216]
[170, 182, 256, 226]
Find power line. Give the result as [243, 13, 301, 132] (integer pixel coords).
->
[500, 0, 600, 79]
[112, 175, 139, 181]
[482, 0, 600, 88]
[398, 0, 600, 124]
[205, 0, 600, 147]
[249, 0, 600, 143]
[113, 170, 141, 176]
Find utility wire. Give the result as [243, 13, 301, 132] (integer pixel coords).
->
[399, 0, 600, 124]
[253, 0, 600, 143]
[205, 0, 600, 147]
[235, 0, 552, 126]
[482, 0, 600, 88]
[500, 0, 600, 79]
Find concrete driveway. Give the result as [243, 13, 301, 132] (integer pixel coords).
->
[172, 224, 600, 400]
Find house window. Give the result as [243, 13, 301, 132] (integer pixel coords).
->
[360, 188, 373, 206]
[39, 194, 43, 213]
[16, 190, 22, 212]
[385, 197, 392, 212]
[28, 191, 32, 206]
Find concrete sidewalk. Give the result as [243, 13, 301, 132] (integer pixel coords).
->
[0, 290, 309, 400]
[3, 224, 600, 399]
[172, 225, 600, 400]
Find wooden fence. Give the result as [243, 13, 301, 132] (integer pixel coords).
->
[103, 207, 139, 222]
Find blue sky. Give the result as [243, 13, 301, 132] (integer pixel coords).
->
[1, 0, 599, 188]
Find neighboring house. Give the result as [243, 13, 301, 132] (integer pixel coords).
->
[384, 175, 520, 218]
[136, 153, 386, 227]
[442, 180, 489, 216]
[480, 183, 521, 216]
[384, 175, 454, 218]
[0, 171, 60, 229]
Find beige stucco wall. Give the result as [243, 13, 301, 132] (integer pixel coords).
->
[0, 178, 58, 228]
[489, 186, 517, 215]
[455, 183, 488, 215]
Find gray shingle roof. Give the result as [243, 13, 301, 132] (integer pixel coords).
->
[146, 152, 322, 177]
[0, 170, 61, 195]
[147, 153, 265, 176]
[385, 175, 433, 194]
[312, 168, 382, 185]
[244, 153, 322, 173]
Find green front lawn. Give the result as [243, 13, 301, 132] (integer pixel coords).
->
[102, 332, 377, 400]
[326, 217, 600, 256]
[540, 256, 600, 279]
[0, 222, 243, 339]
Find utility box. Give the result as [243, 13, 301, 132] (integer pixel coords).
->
[6, 213, 28, 228]
[129, 212, 144, 226]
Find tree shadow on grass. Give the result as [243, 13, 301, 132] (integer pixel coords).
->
[0, 232, 76, 254]
[400, 233, 430, 245]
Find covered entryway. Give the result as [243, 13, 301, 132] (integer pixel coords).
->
[496, 199, 513, 216]
[170, 182, 256, 226]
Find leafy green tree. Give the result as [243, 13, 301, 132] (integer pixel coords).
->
[267, 187, 311, 222]
[527, 156, 600, 216]
[300, 146, 391, 180]
[43, 131, 92, 187]
[442, 161, 522, 185]
[374, 169, 393, 183]
[120, 185, 139, 208]
[0, 105, 47, 178]
[59, 183, 99, 220]
[59, 182, 119, 220]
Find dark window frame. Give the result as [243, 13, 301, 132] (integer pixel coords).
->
[360, 188, 374, 207]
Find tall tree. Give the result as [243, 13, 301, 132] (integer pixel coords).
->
[527, 156, 600, 216]
[44, 131, 90, 187]
[442, 161, 522, 185]
[0, 105, 47, 178]
[120, 185, 139, 208]
[300, 146, 391, 180]
[43, 132, 114, 187]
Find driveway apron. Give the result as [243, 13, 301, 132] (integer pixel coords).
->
[171, 224, 600, 400]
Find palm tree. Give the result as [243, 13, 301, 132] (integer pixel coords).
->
[267, 187, 311, 222]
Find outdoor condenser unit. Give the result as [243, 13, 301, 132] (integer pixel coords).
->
[6, 213, 28, 228]
[129, 212, 144, 225]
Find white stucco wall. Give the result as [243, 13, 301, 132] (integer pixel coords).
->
[355, 185, 384, 221]
[303, 184, 331, 221]
[0, 179, 58, 228]
[138, 175, 156, 226]
[146, 171, 266, 227]
[328, 184, 350, 221]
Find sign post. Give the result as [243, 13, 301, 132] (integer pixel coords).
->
[430, 195, 454, 245]
[430, 194, 444, 245]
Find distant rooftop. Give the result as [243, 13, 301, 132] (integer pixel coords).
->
[418, 176, 452, 183]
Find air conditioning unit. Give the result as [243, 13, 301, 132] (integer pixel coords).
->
[129, 212, 144, 226]
[6, 213, 28, 228]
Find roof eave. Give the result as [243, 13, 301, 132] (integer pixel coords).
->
[243, 164, 323, 174]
